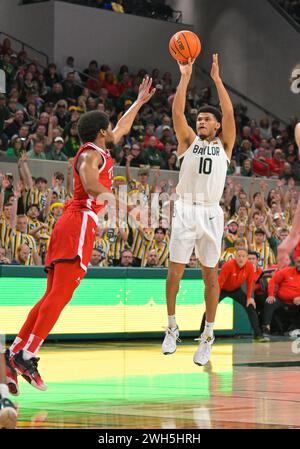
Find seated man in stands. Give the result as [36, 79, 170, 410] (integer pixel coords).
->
[200, 248, 268, 342]
[263, 255, 300, 335]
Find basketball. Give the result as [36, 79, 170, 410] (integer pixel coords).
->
[169, 30, 201, 63]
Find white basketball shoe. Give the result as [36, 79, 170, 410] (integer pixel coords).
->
[162, 326, 180, 355]
[193, 334, 215, 366]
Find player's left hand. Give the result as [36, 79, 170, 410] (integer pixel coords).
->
[210, 53, 221, 83]
[137, 76, 156, 105]
[247, 298, 256, 309]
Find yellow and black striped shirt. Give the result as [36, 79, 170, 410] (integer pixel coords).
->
[105, 224, 129, 261]
[0, 218, 10, 249]
[141, 230, 169, 267]
[250, 241, 275, 270]
[7, 229, 38, 265]
[25, 188, 48, 211]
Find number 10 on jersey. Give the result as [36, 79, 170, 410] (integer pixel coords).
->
[199, 157, 212, 174]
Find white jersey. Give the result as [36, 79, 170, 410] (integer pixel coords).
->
[176, 135, 229, 204]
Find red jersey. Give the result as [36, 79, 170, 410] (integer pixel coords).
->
[67, 142, 113, 215]
[218, 259, 255, 300]
[253, 267, 264, 295]
[268, 266, 300, 304]
[45, 142, 113, 272]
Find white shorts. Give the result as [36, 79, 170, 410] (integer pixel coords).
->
[169, 199, 224, 267]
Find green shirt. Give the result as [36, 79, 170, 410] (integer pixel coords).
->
[28, 149, 46, 160]
[45, 146, 68, 161]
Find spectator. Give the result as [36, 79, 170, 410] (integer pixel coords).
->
[200, 248, 267, 341]
[250, 228, 275, 269]
[266, 149, 285, 177]
[0, 246, 10, 265]
[64, 122, 80, 158]
[62, 71, 82, 103]
[11, 244, 30, 265]
[121, 143, 147, 167]
[145, 249, 159, 267]
[186, 252, 199, 268]
[61, 56, 81, 83]
[43, 63, 62, 88]
[28, 140, 46, 160]
[46, 136, 68, 161]
[144, 136, 166, 168]
[6, 136, 25, 159]
[253, 147, 270, 177]
[4, 110, 25, 139]
[89, 248, 107, 267]
[119, 249, 134, 267]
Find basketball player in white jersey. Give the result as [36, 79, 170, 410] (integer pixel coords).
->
[162, 54, 236, 365]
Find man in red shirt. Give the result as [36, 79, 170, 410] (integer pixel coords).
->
[200, 248, 267, 341]
[266, 148, 285, 177]
[264, 255, 300, 334]
[252, 147, 270, 177]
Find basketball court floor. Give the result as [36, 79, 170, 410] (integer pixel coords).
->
[13, 338, 300, 429]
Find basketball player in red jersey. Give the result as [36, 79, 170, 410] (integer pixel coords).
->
[278, 122, 300, 268]
[5, 77, 155, 393]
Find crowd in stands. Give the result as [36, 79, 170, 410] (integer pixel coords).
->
[277, 0, 300, 24]
[21, 0, 178, 22]
[1, 39, 300, 335]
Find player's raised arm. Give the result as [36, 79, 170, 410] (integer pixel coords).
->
[296, 122, 300, 157]
[210, 54, 236, 158]
[172, 59, 196, 157]
[112, 76, 155, 144]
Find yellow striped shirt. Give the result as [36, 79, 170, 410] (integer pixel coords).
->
[250, 241, 275, 270]
[93, 237, 109, 258]
[7, 229, 38, 265]
[141, 230, 169, 267]
[105, 224, 129, 261]
[0, 218, 10, 249]
[25, 188, 48, 211]
[131, 227, 144, 260]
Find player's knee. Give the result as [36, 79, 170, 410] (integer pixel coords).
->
[167, 267, 183, 285]
[203, 272, 218, 289]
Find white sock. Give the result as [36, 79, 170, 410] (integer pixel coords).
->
[168, 315, 177, 329]
[9, 336, 22, 356]
[0, 383, 9, 399]
[203, 321, 214, 337]
[22, 349, 36, 361]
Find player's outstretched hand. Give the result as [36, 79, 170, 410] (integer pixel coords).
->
[177, 58, 194, 77]
[137, 76, 156, 105]
[210, 53, 221, 83]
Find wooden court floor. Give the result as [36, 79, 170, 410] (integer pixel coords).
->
[11, 338, 300, 429]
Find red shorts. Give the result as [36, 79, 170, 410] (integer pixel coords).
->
[45, 209, 99, 272]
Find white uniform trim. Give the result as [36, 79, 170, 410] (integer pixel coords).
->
[87, 142, 108, 174]
[77, 211, 88, 271]
[177, 135, 198, 160]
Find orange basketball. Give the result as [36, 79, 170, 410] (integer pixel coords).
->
[169, 30, 201, 63]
